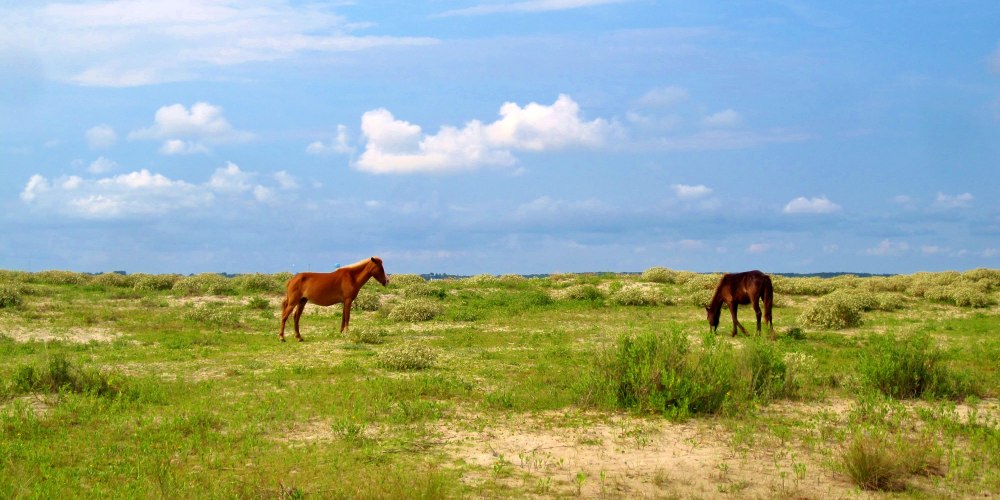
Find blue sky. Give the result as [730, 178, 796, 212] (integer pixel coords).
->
[1, 0, 998, 275]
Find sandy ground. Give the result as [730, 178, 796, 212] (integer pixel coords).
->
[440, 409, 860, 499]
[2, 326, 120, 344]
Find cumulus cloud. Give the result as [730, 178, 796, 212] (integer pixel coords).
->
[87, 156, 117, 174]
[864, 239, 909, 256]
[86, 124, 117, 149]
[2, 1, 437, 87]
[306, 125, 355, 155]
[671, 184, 712, 199]
[932, 192, 974, 209]
[20, 163, 285, 218]
[354, 94, 618, 174]
[129, 102, 253, 154]
[783, 196, 842, 214]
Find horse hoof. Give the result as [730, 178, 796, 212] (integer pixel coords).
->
[279, 337, 286, 342]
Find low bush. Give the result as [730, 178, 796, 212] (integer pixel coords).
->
[350, 326, 387, 345]
[608, 284, 669, 306]
[556, 284, 606, 302]
[377, 344, 437, 370]
[385, 299, 443, 322]
[772, 276, 836, 296]
[233, 273, 284, 294]
[173, 273, 236, 296]
[858, 333, 978, 400]
[583, 330, 793, 419]
[92, 272, 136, 288]
[352, 289, 383, 311]
[11, 355, 130, 398]
[924, 284, 994, 308]
[640, 267, 680, 284]
[0, 283, 24, 308]
[801, 293, 863, 329]
[29, 270, 92, 286]
[133, 274, 181, 292]
[841, 432, 907, 492]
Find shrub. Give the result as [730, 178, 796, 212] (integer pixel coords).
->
[801, 293, 863, 329]
[92, 272, 136, 288]
[385, 299, 442, 322]
[181, 303, 243, 327]
[377, 344, 437, 370]
[133, 274, 181, 292]
[0, 283, 24, 308]
[352, 289, 383, 312]
[583, 330, 741, 419]
[233, 273, 284, 294]
[858, 333, 978, 400]
[772, 276, 836, 296]
[739, 339, 789, 402]
[687, 289, 714, 308]
[681, 273, 723, 291]
[608, 284, 668, 306]
[350, 326, 386, 345]
[557, 284, 606, 301]
[842, 432, 906, 492]
[925, 284, 994, 308]
[464, 274, 499, 287]
[173, 273, 236, 296]
[640, 267, 679, 284]
[247, 296, 270, 310]
[12, 355, 129, 398]
[403, 283, 447, 300]
[29, 270, 92, 286]
[962, 268, 1000, 289]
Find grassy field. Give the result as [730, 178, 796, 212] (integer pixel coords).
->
[1, 268, 998, 498]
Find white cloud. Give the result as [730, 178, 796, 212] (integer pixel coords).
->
[864, 239, 909, 256]
[747, 243, 771, 254]
[636, 86, 690, 108]
[932, 192, 974, 209]
[86, 124, 117, 149]
[3, 1, 437, 87]
[273, 171, 299, 190]
[354, 94, 618, 174]
[671, 184, 712, 199]
[892, 194, 917, 210]
[783, 196, 842, 214]
[20, 163, 285, 219]
[701, 109, 742, 128]
[306, 125, 355, 155]
[921, 245, 947, 255]
[130, 102, 253, 154]
[88, 156, 117, 174]
[437, 0, 629, 17]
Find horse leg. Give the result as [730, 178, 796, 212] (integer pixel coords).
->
[340, 298, 352, 335]
[753, 299, 763, 336]
[278, 297, 294, 342]
[292, 298, 307, 342]
[729, 303, 747, 337]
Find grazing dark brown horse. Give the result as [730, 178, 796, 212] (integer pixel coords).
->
[706, 270, 774, 339]
[278, 256, 389, 342]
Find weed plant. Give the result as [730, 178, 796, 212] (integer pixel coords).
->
[857, 333, 978, 400]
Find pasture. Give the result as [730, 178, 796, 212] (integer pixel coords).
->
[1, 268, 998, 498]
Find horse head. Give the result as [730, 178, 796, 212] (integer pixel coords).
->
[705, 305, 719, 333]
[370, 256, 389, 286]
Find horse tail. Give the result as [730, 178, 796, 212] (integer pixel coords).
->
[762, 275, 774, 320]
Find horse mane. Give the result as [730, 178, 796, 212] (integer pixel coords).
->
[340, 257, 375, 271]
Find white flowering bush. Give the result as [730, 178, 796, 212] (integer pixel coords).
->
[377, 343, 438, 370]
[802, 293, 863, 329]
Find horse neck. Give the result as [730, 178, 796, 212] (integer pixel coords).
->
[707, 289, 725, 312]
[344, 262, 374, 291]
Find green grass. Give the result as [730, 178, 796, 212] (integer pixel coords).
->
[0, 268, 998, 497]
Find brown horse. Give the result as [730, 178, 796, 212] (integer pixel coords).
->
[705, 270, 774, 339]
[278, 256, 389, 342]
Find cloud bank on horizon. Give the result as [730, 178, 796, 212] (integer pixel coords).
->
[2, 1, 998, 274]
